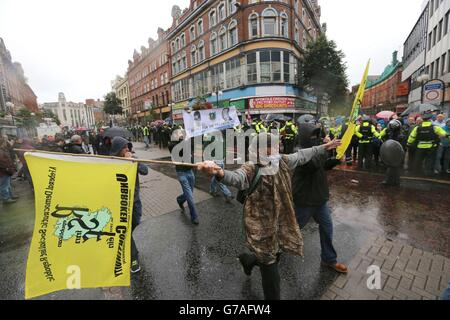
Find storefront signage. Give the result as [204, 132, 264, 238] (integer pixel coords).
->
[423, 80, 445, 106]
[249, 97, 295, 109]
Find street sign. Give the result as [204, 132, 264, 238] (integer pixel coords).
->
[422, 79, 445, 106]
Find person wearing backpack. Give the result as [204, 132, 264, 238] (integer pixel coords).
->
[198, 133, 341, 300]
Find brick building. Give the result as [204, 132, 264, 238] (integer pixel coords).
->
[167, 0, 323, 121]
[362, 52, 410, 115]
[0, 37, 38, 114]
[127, 28, 171, 124]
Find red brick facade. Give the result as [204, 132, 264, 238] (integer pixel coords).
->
[362, 67, 409, 114]
[0, 38, 38, 114]
[127, 29, 171, 122]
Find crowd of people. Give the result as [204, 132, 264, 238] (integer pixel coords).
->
[1, 110, 450, 300]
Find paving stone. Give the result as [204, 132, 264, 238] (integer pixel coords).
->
[430, 258, 444, 274]
[382, 258, 396, 271]
[412, 276, 427, 290]
[381, 268, 402, 280]
[410, 286, 438, 300]
[400, 245, 413, 258]
[405, 268, 428, 280]
[375, 290, 394, 300]
[418, 258, 432, 273]
[396, 286, 422, 300]
[333, 275, 348, 289]
[412, 248, 423, 257]
[323, 290, 337, 300]
[425, 276, 441, 296]
[385, 277, 400, 290]
[398, 277, 413, 290]
[383, 285, 407, 300]
[328, 285, 350, 300]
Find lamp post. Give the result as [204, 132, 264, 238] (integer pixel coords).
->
[211, 90, 223, 108]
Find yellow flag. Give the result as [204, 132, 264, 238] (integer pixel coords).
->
[24, 152, 137, 299]
[336, 60, 371, 160]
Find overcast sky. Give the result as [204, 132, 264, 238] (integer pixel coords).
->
[0, 0, 425, 103]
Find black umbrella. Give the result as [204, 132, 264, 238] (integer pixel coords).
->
[264, 114, 292, 122]
[401, 103, 441, 116]
[103, 127, 133, 139]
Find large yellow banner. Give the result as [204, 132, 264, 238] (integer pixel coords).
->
[336, 60, 371, 160]
[24, 152, 137, 299]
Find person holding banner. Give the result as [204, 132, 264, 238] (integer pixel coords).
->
[198, 133, 341, 300]
[110, 137, 149, 273]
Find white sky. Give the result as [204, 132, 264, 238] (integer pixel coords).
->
[0, 0, 425, 103]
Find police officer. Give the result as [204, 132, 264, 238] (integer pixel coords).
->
[380, 120, 406, 186]
[407, 113, 447, 176]
[281, 120, 298, 154]
[355, 116, 380, 169]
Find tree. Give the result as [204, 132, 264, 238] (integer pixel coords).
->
[103, 92, 123, 116]
[302, 34, 349, 116]
[42, 109, 61, 125]
[16, 108, 38, 128]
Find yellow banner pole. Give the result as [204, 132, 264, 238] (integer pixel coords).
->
[336, 60, 371, 160]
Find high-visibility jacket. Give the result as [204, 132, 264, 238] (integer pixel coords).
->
[407, 121, 447, 149]
[280, 122, 298, 140]
[143, 127, 150, 136]
[355, 122, 380, 144]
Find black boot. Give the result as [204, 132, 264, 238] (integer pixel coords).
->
[260, 262, 281, 300]
[238, 253, 258, 276]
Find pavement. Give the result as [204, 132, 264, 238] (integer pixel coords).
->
[0, 142, 449, 300]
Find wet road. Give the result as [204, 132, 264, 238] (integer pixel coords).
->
[0, 163, 448, 300]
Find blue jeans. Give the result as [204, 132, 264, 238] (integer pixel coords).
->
[210, 162, 232, 198]
[295, 203, 338, 264]
[443, 282, 450, 300]
[0, 175, 13, 201]
[176, 170, 198, 221]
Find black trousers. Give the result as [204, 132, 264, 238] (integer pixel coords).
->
[358, 143, 373, 169]
[413, 148, 437, 176]
[284, 139, 295, 154]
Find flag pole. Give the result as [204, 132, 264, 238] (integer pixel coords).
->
[14, 149, 199, 168]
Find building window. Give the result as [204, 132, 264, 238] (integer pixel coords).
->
[228, 0, 237, 15]
[262, 8, 278, 36]
[181, 33, 186, 47]
[198, 19, 204, 35]
[218, 2, 226, 21]
[229, 20, 238, 46]
[211, 63, 225, 91]
[219, 26, 227, 51]
[247, 52, 257, 84]
[210, 32, 218, 55]
[210, 9, 217, 27]
[198, 41, 205, 62]
[225, 57, 241, 88]
[249, 13, 259, 38]
[190, 25, 196, 41]
[280, 13, 288, 38]
[191, 45, 197, 66]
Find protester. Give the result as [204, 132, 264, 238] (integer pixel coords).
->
[0, 136, 18, 205]
[65, 135, 87, 154]
[168, 131, 200, 225]
[110, 137, 149, 273]
[441, 118, 450, 174]
[433, 114, 446, 128]
[198, 133, 341, 300]
[292, 124, 348, 274]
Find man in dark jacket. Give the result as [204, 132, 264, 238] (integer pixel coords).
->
[110, 137, 149, 273]
[65, 135, 87, 154]
[292, 123, 348, 274]
[0, 136, 18, 204]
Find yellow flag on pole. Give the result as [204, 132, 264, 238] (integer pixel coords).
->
[336, 60, 371, 160]
[24, 152, 137, 299]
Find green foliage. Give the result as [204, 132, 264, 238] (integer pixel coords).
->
[42, 109, 61, 125]
[0, 111, 5, 118]
[103, 92, 123, 115]
[16, 108, 39, 128]
[303, 34, 349, 109]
